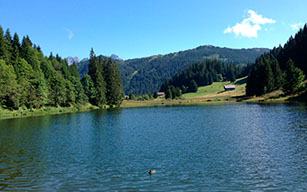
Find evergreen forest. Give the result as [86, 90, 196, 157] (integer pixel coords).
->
[0, 26, 123, 111]
[246, 24, 307, 97]
[77, 46, 268, 94]
[159, 60, 250, 99]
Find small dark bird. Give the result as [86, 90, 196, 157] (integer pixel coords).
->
[149, 169, 156, 175]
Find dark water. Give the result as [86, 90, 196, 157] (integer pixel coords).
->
[0, 104, 306, 191]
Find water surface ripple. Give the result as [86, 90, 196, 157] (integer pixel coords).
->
[0, 104, 306, 191]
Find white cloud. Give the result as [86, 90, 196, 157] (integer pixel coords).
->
[64, 28, 74, 40]
[290, 23, 304, 31]
[224, 10, 275, 38]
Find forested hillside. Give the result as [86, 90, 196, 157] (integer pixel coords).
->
[78, 46, 268, 94]
[0, 26, 123, 111]
[246, 24, 307, 97]
[159, 60, 249, 98]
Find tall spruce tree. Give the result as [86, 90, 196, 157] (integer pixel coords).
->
[88, 48, 106, 107]
[105, 59, 124, 107]
[12, 33, 20, 62]
[246, 54, 283, 96]
[81, 74, 96, 104]
[69, 62, 80, 78]
[282, 59, 305, 95]
[0, 26, 9, 62]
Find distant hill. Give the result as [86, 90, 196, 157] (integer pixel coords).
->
[77, 45, 269, 94]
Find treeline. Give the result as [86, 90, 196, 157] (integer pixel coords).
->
[160, 60, 250, 98]
[0, 26, 123, 110]
[77, 46, 268, 95]
[83, 49, 123, 107]
[246, 24, 307, 96]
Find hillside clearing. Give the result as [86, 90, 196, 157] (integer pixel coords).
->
[182, 76, 247, 99]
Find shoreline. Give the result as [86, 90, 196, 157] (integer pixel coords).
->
[1, 95, 305, 120]
[0, 104, 99, 120]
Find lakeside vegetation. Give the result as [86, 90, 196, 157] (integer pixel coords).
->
[1, 24, 307, 120]
[246, 24, 307, 99]
[122, 75, 306, 108]
[122, 77, 248, 108]
[0, 26, 123, 119]
[0, 104, 99, 120]
[159, 60, 250, 97]
[78, 46, 267, 94]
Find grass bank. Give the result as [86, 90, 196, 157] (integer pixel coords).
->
[122, 77, 247, 108]
[0, 104, 99, 120]
[122, 77, 305, 108]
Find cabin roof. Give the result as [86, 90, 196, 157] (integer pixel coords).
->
[224, 84, 235, 89]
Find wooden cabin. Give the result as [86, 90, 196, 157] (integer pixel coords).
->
[224, 84, 235, 91]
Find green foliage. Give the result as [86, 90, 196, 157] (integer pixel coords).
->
[165, 86, 182, 99]
[12, 33, 20, 62]
[14, 58, 35, 107]
[275, 24, 307, 74]
[246, 54, 283, 96]
[282, 59, 305, 95]
[81, 74, 96, 104]
[88, 48, 106, 107]
[160, 60, 245, 96]
[71, 76, 87, 104]
[69, 63, 80, 78]
[77, 46, 268, 94]
[188, 80, 198, 93]
[165, 87, 173, 99]
[0, 59, 19, 109]
[105, 59, 124, 107]
[0, 26, 124, 110]
[49, 71, 67, 106]
[247, 24, 307, 96]
[0, 26, 9, 62]
[128, 92, 135, 100]
[128, 93, 153, 101]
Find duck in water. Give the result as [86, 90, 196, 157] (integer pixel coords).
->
[149, 169, 156, 175]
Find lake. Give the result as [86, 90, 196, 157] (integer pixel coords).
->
[0, 104, 306, 191]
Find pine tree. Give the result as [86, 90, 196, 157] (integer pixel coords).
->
[188, 80, 198, 92]
[64, 79, 75, 106]
[69, 62, 80, 78]
[12, 33, 20, 62]
[165, 87, 173, 99]
[282, 59, 305, 95]
[71, 76, 87, 104]
[88, 48, 106, 107]
[81, 74, 96, 104]
[263, 59, 274, 93]
[4, 29, 13, 62]
[4, 29, 12, 43]
[0, 26, 9, 62]
[269, 55, 283, 90]
[49, 72, 67, 106]
[105, 59, 124, 107]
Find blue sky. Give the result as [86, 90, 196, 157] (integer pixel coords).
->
[0, 0, 306, 60]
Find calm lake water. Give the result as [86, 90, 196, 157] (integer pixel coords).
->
[0, 104, 306, 191]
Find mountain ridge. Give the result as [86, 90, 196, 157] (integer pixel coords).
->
[77, 45, 269, 94]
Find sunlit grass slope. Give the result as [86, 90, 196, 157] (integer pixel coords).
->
[182, 76, 247, 99]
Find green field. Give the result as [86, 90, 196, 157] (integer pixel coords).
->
[182, 77, 247, 98]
